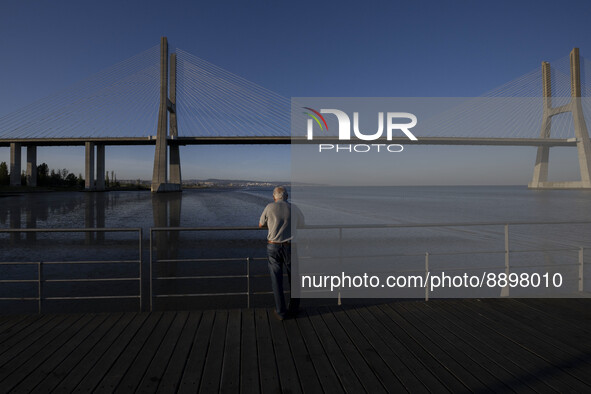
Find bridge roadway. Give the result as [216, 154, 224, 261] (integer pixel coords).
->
[0, 136, 580, 147]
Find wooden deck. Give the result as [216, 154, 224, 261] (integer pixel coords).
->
[0, 299, 590, 393]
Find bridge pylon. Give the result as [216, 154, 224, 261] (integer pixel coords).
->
[529, 48, 591, 189]
[151, 37, 182, 193]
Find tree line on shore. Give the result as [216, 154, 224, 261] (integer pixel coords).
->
[0, 162, 120, 188]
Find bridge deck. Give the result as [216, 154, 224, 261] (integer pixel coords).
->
[0, 299, 590, 392]
[0, 136, 579, 147]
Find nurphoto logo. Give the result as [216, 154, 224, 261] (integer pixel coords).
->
[303, 107, 418, 153]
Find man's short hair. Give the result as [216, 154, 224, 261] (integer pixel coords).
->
[273, 186, 288, 201]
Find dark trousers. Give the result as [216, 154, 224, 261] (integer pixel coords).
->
[266, 243, 299, 316]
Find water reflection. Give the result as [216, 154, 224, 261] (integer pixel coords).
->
[0, 191, 186, 250]
[0, 190, 186, 313]
[152, 192, 182, 261]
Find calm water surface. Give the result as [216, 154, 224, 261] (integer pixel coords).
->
[1, 186, 590, 311]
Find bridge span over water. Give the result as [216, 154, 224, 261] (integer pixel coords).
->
[0, 136, 580, 148]
[1, 38, 591, 190]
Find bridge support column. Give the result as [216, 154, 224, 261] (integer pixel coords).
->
[26, 146, 37, 187]
[572, 48, 591, 186]
[85, 142, 95, 191]
[96, 144, 105, 191]
[530, 62, 551, 187]
[152, 37, 169, 192]
[9, 142, 21, 186]
[529, 48, 591, 189]
[169, 53, 182, 186]
[151, 37, 181, 193]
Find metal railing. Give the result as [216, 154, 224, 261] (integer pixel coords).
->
[149, 226, 270, 311]
[148, 221, 590, 310]
[0, 227, 142, 313]
[305, 221, 588, 300]
[1, 220, 589, 313]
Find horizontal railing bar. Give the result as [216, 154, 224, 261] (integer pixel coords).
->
[0, 227, 141, 233]
[151, 226, 264, 232]
[154, 291, 278, 298]
[156, 257, 252, 263]
[496, 263, 581, 269]
[155, 274, 277, 280]
[155, 292, 249, 298]
[305, 247, 583, 260]
[45, 277, 140, 283]
[156, 275, 246, 280]
[0, 297, 39, 300]
[45, 295, 140, 300]
[336, 250, 505, 258]
[509, 248, 582, 254]
[0, 280, 38, 283]
[150, 220, 591, 233]
[41, 260, 140, 265]
[155, 257, 267, 264]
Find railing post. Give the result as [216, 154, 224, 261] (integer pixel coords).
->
[149, 229, 153, 312]
[425, 252, 429, 301]
[579, 247, 584, 292]
[38, 261, 43, 314]
[138, 228, 143, 311]
[247, 257, 251, 309]
[501, 224, 510, 297]
[338, 227, 342, 306]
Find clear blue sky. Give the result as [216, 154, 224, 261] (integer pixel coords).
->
[1, 0, 591, 184]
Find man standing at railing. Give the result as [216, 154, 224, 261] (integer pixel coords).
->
[259, 186, 305, 320]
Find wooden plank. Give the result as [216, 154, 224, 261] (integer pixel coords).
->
[0, 314, 59, 353]
[0, 301, 587, 394]
[156, 311, 203, 393]
[516, 299, 591, 322]
[296, 309, 344, 393]
[441, 300, 588, 392]
[198, 310, 229, 393]
[136, 311, 190, 393]
[282, 314, 322, 393]
[489, 299, 591, 341]
[386, 302, 497, 392]
[240, 309, 260, 394]
[319, 307, 390, 393]
[365, 304, 470, 392]
[268, 310, 302, 394]
[395, 302, 508, 393]
[0, 314, 32, 335]
[460, 300, 591, 387]
[254, 308, 281, 393]
[418, 300, 557, 393]
[0, 313, 95, 391]
[11, 313, 114, 392]
[464, 300, 591, 370]
[46, 312, 143, 393]
[77, 312, 161, 393]
[0, 314, 65, 367]
[336, 306, 432, 393]
[0, 314, 83, 377]
[177, 310, 216, 393]
[220, 309, 241, 393]
[111, 312, 177, 393]
[307, 308, 364, 392]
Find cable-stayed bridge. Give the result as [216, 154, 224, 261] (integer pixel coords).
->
[1, 37, 591, 191]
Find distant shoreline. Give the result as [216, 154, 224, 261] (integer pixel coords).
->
[0, 183, 277, 195]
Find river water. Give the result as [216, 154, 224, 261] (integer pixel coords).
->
[1, 186, 590, 312]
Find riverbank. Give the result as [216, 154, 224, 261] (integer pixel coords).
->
[0, 184, 150, 194]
